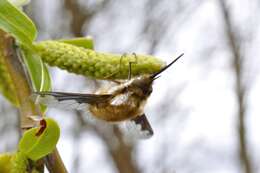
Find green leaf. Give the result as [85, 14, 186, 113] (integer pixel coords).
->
[21, 47, 51, 92]
[18, 118, 60, 161]
[42, 62, 52, 91]
[58, 37, 94, 50]
[9, 0, 31, 7]
[0, 0, 37, 48]
[21, 47, 52, 112]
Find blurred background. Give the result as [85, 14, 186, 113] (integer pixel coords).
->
[0, 0, 259, 173]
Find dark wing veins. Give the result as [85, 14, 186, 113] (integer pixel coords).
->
[32, 91, 113, 110]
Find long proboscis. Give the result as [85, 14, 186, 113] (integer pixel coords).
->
[150, 53, 184, 79]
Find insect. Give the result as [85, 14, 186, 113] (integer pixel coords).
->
[32, 53, 183, 138]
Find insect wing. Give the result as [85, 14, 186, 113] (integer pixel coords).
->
[120, 114, 154, 139]
[110, 93, 130, 106]
[32, 92, 112, 110]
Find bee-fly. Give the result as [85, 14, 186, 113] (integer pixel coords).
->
[32, 53, 183, 138]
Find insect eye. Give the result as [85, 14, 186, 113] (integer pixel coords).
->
[131, 77, 153, 96]
[147, 87, 153, 95]
[142, 86, 152, 96]
[136, 82, 152, 96]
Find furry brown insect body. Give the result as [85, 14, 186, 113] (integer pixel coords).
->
[89, 75, 153, 122]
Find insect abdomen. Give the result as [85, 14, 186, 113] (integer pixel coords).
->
[89, 95, 144, 122]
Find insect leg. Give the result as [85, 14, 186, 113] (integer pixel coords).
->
[104, 53, 138, 79]
[110, 80, 123, 84]
[104, 53, 128, 79]
[127, 53, 138, 80]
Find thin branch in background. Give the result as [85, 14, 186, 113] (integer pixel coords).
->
[75, 111, 141, 173]
[71, 111, 85, 173]
[63, 0, 111, 36]
[218, 1, 253, 173]
[63, 0, 88, 36]
[63, 1, 141, 172]
[139, 0, 204, 54]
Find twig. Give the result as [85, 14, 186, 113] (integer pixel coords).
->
[1, 31, 68, 173]
[218, 1, 253, 173]
[64, 0, 111, 36]
[2, 33, 39, 127]
[76, 112, 141, 173]
[64, 1, 140, 172]
[44, 149, 67, 173]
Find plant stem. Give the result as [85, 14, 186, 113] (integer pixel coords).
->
[2, 32, 38, 127]
[44, 149, 67, 173]
[1, 31, 68, 173]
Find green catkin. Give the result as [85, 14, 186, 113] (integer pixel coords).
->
[34, 41, 165, 80]
[0, 44, 19, 106]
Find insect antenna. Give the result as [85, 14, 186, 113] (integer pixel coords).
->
[150, 53, 184, 79]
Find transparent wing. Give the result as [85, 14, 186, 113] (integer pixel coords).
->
[119, 114, 154, 139]
[110, 93, 130, 106]
[31, 91, 113, 110]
